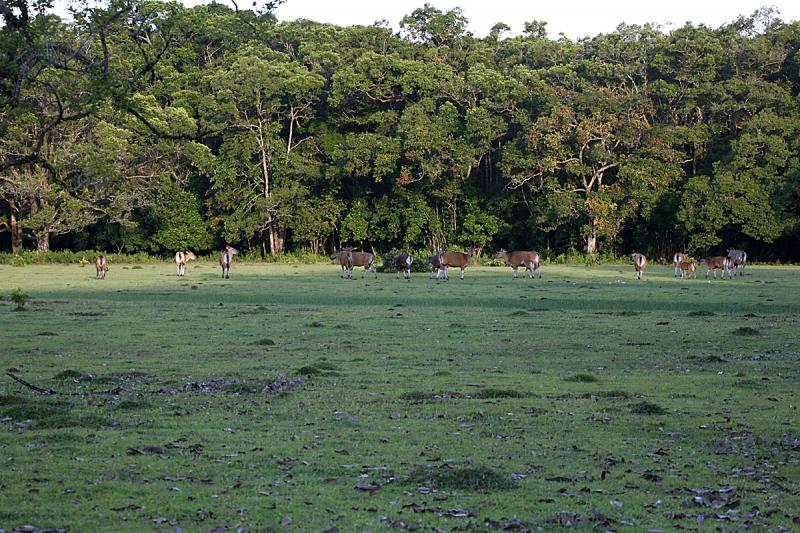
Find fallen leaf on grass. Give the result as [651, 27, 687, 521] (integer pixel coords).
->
[354, 482, 380, 492]
[110, 504, 142, 512]
[691, 486, 739, 509]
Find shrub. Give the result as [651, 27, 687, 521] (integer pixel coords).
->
[9, 288, 27, 310]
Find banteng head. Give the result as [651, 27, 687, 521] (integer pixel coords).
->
[492, 249, 509, 261]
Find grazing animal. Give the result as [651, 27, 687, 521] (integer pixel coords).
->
[426, 253, 443, 278]
[492, 249, 541, 279]
[678, 260, 696, 279]
[331, 251, 349, 277]
[174, 251, 197, 276]
[392, 252, 414, 281]
[673, 252, 687, 277]
[727, 248, 747, 277]
[438, 248, 475, 280]
[343, 247, 376, 279]
[700, 256, 731, 279]
[218, 246, 238, 279]
[95, 255, 109, 279]
[631, 252, 647, 280]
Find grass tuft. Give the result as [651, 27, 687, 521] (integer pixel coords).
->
[629, 401, 666, 415]
[732, 326, 760, 336]
[564, 373, 598, 383]
[473, 388, 527, 399]
[407, 465, 515, 492]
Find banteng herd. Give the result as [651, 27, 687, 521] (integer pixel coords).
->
[90, 246, 751, 281]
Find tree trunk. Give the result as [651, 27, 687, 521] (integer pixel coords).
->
[586, 218, 598, 255]
[269, 224, 285, 255]
[9, 204, 22, 253]
[36, 231, 50, 252]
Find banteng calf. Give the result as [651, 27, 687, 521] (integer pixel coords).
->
[700, 256, 731, 279]
[174, 251, 197, 276]
[219, 246, 238, 279]
[727, 248, 747, 277]
[439, 248, 474, 280]
[95, 255, 109, 279]
[673, 252, 687, 277]
[631, 252, 647, 280]
[392, 252, 414, 281]
[426, 253, 443, 279]
[493, 249, 541, 279]
[678, 260, 696, 279]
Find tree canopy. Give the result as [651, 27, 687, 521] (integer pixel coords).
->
[2, 1, 799, 260]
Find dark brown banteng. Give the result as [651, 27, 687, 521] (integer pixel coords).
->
[673, 252, 687, 277]
[678, 260, 696, 279]
[218, 246, 238, 279]
[492, 249, 541, 279]
[631, 252, 647, 280]
[700, 256, 731, 279]
[439, 248, 474, 280]
[343, 247, 376, 279]
[95, 255, 109, 279]
[392, 252, 414, 281]
[727, 248, 747, 277]
[174, 251, 197, 276]
[426, 253, 443, 278]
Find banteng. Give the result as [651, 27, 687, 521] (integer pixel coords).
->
[426, 253, 443, 279]
[678, 260, 696, 279]
[218, 246, 238, 279]
[174, 251, 197, 276]
[330, 250, 349, 278]
[95, 255, 109, 279]
[727, 248, 747, 277]
[392, 252, 414, 281]
[631, 252, 647, 280]
[673, 252, 687, 277]
[492, 249, 541, 279]
[343, 247, 376, 279]
[700, 256, 731, 279]
[438, 248, 474, 280]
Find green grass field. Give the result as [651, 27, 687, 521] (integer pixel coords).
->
[1, 261, 798, 531]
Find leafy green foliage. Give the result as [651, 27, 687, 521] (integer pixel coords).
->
[2, 1, 800, 261]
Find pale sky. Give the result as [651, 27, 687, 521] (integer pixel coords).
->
[270, 1, 800, 39]
[47, 1, 800, 40]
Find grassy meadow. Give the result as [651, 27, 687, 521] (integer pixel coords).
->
[1, 260, 798, 531]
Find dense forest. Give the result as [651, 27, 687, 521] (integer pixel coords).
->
[2, 1, 800, 261]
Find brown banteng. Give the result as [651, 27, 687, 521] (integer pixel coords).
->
[343, 247, 376, 279]
[727, 248, 747, 277]
[631, 252, 647, 280]
[95, 255, 109, 279]
[174, 251, 197, 276]
[439, 248, 474, 280]
[392, 252, 414, 281]
[492, 249, 541, 279]
[673, 252, 687, 277]
[218, 246, 238, 279]
[426, 253, 443, 278]
[700, 256, 731, 279]
[330, 250, 348, 278]
[678, 260, 696, 279]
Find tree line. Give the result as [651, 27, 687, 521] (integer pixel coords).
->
[2, 1, 799, 261]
